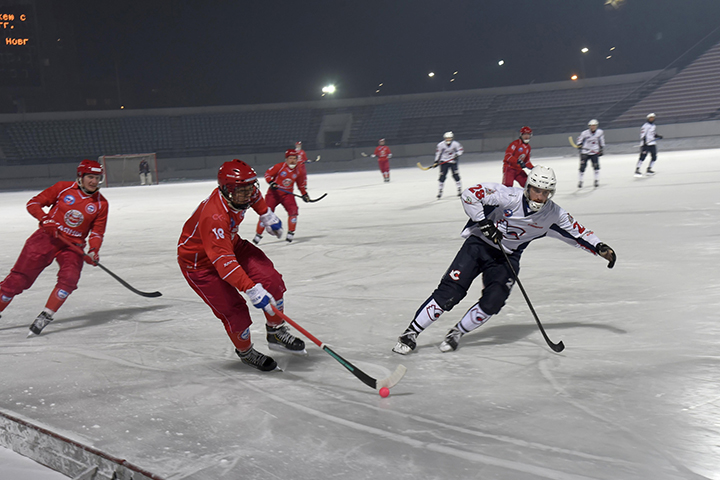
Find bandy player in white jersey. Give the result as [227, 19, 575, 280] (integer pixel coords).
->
[393, 165, 617, 355]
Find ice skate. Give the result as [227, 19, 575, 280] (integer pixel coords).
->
[646, 168, 655, 176]
[235, 347, 278, 371]
[436, 192, 442, 200]
[252, 234, 262, 245]
[577, 181, 583, 188]
[392, 330, 417, 355]
[266, 323, 307, 355]
[438, 326, 463, 352]
[634, 169, 643, 177]
[594, 180, 599, 188]
[286, 232, 295, 243]
[28, 311, 54, 336]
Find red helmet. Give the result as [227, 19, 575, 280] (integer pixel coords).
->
[520, 126, 533, 135]
[285, 149, 298, 158]
[77, 159, 103, 177]
[218, 159, 258, 208]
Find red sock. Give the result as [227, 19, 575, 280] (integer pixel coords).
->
[44, 286, 71, 313]
[229, 328, 253, 352]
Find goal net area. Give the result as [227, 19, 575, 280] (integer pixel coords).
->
[99, 153, 158, 187]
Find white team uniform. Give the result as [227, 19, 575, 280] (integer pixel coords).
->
[576, 128, 605, 155]
[460, 182, 602, 255]
[640, 122, 659, 146]
[435, 140, 464, 164]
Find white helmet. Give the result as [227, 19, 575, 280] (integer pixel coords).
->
[647, 113, 656, 119]
[443, 131, 454, 140]
[524, 166, 557, 212]
[588, 119, 599, 126]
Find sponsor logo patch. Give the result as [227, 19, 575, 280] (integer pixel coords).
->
[85, 203, 97, 214]
[63, 195, 75, 205]
[64, 209, 84, 228]
[240, 328, 250, 340]
[57, 289, 69, 299]
[449, 269, 461, 280]
[503, 209, 513, 217]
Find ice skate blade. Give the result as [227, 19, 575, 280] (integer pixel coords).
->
[392, 342, 413, 355]
[268, 343, 308, 356]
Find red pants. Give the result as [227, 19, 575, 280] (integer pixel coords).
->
[502, 168, 528, 187]
[257, 189, 299, 234]
[180, 239, 286, 342]
[378, 158, 390, 174]
[0, 229, 84, 299]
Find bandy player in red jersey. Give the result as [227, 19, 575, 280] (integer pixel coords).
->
[0, 160, 108, 336]
[253, 149, 309, 244]
[178, 159, 306, 371]
[502, 126, 535, 187]
[372, 138, 393, 182]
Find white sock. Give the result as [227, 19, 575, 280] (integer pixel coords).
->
[457, 303, 492, 333]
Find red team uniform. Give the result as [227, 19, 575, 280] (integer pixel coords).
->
[372, 138, 392, 182]
[0, 160, 108, 335]
[502, 126, 535, 187]
[254, 149, 309, 244]
[178, 159, 305, 371]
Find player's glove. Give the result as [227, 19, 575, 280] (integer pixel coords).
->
[596, 243, 616, 269]
[246, 283, 276, 315]
[40, 218, 61, 237]
[86, 249, 99, 265]
[655, 134, 663, 139]
[478, 219, 502, 245]
[598, 147, 604, 156]
[301, 194, 310, 203]
[259, 210, 283, 239]
[269, 182, 279, 189]
[517, 159, 526, 168]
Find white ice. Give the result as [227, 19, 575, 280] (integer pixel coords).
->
[0, 149, 719, 480]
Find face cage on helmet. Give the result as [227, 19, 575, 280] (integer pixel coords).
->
[523, 184, 555, 212]
[77, 172, 104, 194]
[221, 180, 258, 210]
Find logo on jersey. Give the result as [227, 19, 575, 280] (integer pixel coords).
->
[85, 203, 97, 214]
[240, 328, 250, 340]
[503, 209, 513, 217]
[64, 210, 84, 228]
[63, 195, 76, 205]
[56, 289, 69, 299]
[498, 219, 525, 240]
[280, 171, 288, 177]
[449, 269, 461, 280]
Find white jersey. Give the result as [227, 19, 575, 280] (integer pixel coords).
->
[641, 122, 659, 146]
[459, 182, 602, 255]
[576, 128, 605, 155]
[435, 140, 464, 164]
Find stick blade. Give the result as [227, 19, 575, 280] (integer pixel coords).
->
[551, 341, 565, 353]
[376, 364, 407, 389]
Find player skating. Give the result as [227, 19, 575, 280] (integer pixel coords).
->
[178, 159, 306, 372]
[434, 132, 464, 199]
[502, 126, 534, 187]
[636, 113, 662, 177]
[253, 149, 310, 244]
[392, 166, 617, 355]
[0, 160, 108, 336]
[372, 138, 392, 182]
[575, 119, 605, 188]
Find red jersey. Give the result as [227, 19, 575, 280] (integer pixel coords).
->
[373, 145, 392, 160]
[265, 162, 308, 196]
[503, 139, 534, 171]
[26, 181, 109, 252]
[177, 188, 269, 292]
[295, 149, 308, 164]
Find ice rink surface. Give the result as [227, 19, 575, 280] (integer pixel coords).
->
[1, 149, 719, 480]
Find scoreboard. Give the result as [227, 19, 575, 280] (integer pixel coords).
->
[0, 4, 40, 87]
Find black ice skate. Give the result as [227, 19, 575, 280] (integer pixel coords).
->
[438, 326, 463, 352]
[235, 347, 278, 371]
[286, 232, 295, 243]
[634, 169, 643, 177]
[266, 323, 307, 355]
[594, 180, 599, 188]
[578, 181, 583, 188]
[646, 168, 655, 175]
[28, 311, 54, 336]
[252, 234, 262, 245]
[392, 330, 417, 355]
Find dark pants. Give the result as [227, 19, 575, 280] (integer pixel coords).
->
[580, 154, 600, 172]
[431, 235, 520, 315]
[639, 145, 657, 162]
[438, 162, 460, 183]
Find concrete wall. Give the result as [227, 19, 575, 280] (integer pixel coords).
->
[2, 119, 719, 191]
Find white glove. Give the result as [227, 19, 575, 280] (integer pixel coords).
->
[246, 283, 276, 315]
[259, 210, 283, 239]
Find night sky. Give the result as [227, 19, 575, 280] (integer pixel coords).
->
[68, 0, 720, 108]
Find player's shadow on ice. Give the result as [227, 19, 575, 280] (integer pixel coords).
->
[401, 200, 449, 211]
[0, 304, 171, 335]
[422, 321, 626, 350]
[260, 234, 326, 245]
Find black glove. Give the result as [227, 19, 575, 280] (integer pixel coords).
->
[596, 243, 616, 269]
[478, 219, 502, 245]
[517, 159, 526, 168]
[301, 194, 310, 203]
[655, 134, 663, 139]
[269, 182, 279, 189]
[598, 147, 604, 157]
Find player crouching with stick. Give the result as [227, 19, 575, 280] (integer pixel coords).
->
[392, 166, 616, 355]
[0, 160, 108, 336]
[178, 160, 306, 371]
